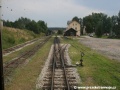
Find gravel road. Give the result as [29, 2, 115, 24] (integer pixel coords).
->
[79, 36, 120, 62]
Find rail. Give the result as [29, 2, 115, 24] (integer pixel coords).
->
[4, 36, 51, 77]
[50, 37, 70, 90]
[60, 44, 70, 90]
[3, 37, 40, 55]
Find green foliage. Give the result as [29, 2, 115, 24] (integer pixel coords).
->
[14, 17, 31, 29]
[110, 15, 120, 38]
[37, 20, 47, 33]
[83, 11, 120, 38]
[26, 20, 39, 34]
[3, 17, 48, 34]
[57, 30, 63, 35]
[2, 29, 15, 49]
[83, 13, 110, 36]
[18, 38, 26, 43]
[2, 27, 43, 49]
[72, 16, 79, 23]
[103, 17, 112, 34]
[8, 36, 15, 44]
[113, 11, 120, 37]
[95, 21, 103, 37]
[111, 15, 118, 36]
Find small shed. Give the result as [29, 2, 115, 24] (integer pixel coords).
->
[64, 28, 77, 36]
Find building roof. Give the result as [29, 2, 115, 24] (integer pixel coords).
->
[64, 28, 77, 36]
[64, 28, 77, 33]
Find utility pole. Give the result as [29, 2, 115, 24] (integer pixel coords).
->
[0, 0, 4, 90]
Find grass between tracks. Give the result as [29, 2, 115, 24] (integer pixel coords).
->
[3, 38, 44, 63]
[61, 37, 120, 90]
[5, 37, 53, 90]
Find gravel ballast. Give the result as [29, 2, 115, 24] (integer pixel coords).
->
[36, 44, 81, 89]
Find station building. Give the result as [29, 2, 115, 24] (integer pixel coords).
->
[64, 20, 81, 36]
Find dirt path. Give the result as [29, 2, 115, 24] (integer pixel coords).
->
[80, 36, 120, 62]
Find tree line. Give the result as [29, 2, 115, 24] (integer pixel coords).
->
[73, 11, 120, 38]
[3, 17, 48, 34]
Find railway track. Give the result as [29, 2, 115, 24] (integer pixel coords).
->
[3, 37, 45, 56]
[41, 37, 78, 90]
[4, 36, 51, 83]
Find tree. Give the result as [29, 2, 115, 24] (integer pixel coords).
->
[111, 15, 118, 36]
[72, 16, 79, 23]
[95, 21, 103, 37]
[13, 17, 31, 29]
[83, 12, 113, 37]
[57, 30, 63, 35]
[105, 17, 112, 35]
[83, 15, 94, 33]
[3, 20, 13, 27]
[111, 11, 120, 37]
[37, 20, 48, 33]
[26, 20, 39, 34]
[79, 18, 84, 35]
[3, 17, 48, 34]
[117, 11, 120, 37]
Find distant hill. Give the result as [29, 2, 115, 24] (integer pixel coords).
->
[48, 27, 66, 31]
[2, 27, 44, 49]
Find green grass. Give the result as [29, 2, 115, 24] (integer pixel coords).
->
[2, 27, 44, 49]
[5, 37, 53, 90]
[4, 36, 120, 90]
[3, 38, 44, 63]
[61, 37, 120, 89]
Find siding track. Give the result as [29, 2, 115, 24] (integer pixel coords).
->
[4, 36, 51, 84]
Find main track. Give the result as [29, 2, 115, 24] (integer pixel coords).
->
[42, 37, 78, 90]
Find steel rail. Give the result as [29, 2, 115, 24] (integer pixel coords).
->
[4, 36, 51, 76]
[51, 37, 70, 90]
[3, 37, 40, 55]
[60, 44, 70, 90]
[51, 37, 58, 90]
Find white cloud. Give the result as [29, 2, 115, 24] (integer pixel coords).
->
[2, 0, 104, 27]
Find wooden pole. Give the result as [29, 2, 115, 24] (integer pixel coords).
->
[0, 0, 4, 89]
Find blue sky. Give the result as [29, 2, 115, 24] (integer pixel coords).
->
[2, 0, 120, 27]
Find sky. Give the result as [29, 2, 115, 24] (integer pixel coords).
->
[1, 0, 120, 27]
